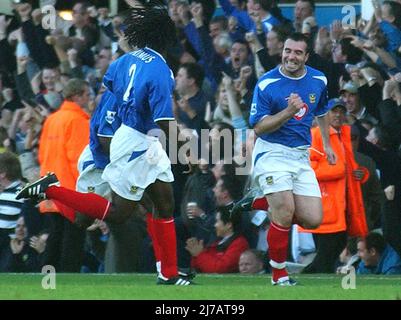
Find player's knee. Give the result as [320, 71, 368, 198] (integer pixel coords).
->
[302, 215, 322, 229]
[271, 203, 295, 226]
[275, 203, 295, 217]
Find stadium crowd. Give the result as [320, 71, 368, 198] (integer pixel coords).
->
[0, 0, 401, 276]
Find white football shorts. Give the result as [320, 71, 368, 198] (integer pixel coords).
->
[251, 138, 321, 197]
[77, 145, 112, 201]
[102, 124, 174, 201]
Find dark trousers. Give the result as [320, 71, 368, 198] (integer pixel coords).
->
[303, 231, 347, 273]
[43, 214, 85, 272]
[382, 198, 401, 257]
[105, 215, 147, 273]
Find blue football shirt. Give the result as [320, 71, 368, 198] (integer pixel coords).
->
[89, 89, 121, 169]
[249, 65, 329, 148]
[103, 47, 175, 134]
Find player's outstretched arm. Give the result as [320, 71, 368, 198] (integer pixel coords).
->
[315, 113, 337, 165]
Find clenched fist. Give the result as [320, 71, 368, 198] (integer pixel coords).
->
[287, 93, 305, 116]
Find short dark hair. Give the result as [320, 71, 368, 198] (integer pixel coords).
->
[373, 125, 396, 150]
[360, 232, 386, 255]
[180, 62, 205, 89]
[218, 203, 242, 233]
[286, 32, 312, 53]
[271, 25, 292, 43]
[210, 15, 228, 30]
[254, 0, 274, 12]
[339, 38, 364, 64]
[0, 152, 22, 181]
[220, 174, 242, 201]
[232, 38, 250, 52]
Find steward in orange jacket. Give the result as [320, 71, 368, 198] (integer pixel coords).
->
[38, 80, 90, 221]
[301, 124, 369, 237]
[301, 99, 369, 273]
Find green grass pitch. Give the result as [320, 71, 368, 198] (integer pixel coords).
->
[1, 273, 400, 300]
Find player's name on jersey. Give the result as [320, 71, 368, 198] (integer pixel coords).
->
[130, 50, 156, 63]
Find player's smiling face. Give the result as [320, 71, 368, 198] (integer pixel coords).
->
[281, 39, 309, 77]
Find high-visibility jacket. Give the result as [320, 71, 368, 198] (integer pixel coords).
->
[300, 125, 368, 237]
[38, 100, 90, 218]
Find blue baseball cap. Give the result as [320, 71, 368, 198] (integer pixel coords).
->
[328, 98, 347, 111]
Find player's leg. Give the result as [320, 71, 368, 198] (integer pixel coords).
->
[292, 161, 323, 229]
[266, 190, 296, 285]
[15, 172, 139, 224]
[293, 195, 323, 229]
[140, 192, 162, 274]
[145, 180, 181, 281]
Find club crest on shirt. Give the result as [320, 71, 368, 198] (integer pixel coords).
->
[266, 176, 274, 185]
[105, 111, 116, 124]
[309, 93, 316, 104]
[130, 186, 138, 194]
[87, 186, 95, 193]
[293, 103, 309, 120]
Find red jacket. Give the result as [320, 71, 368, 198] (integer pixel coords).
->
[300, 125, 368, 237]
[191, 235, 249, 273]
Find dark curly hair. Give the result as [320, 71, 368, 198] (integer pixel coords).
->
[124, 5, 177, 53]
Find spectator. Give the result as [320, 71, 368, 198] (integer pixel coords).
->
[0, 152, 29, 271]
[359, 125, 401, 257]
[340, 81, 379, 125]
[174, 62, 209, 135]
[1, 216, 48, 273]
[301, 98, 368, 273]
[336, 237, 360, 274]
[186, 204, 249, 273]
[239, 249, 267, 274]
[357, 232, 401, 275]
[209, 15, 229, 39]
[350, 125, 383, 230]
[38, 78, 90, 272]
[294, 0, 317, 36]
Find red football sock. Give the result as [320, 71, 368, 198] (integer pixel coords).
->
[252, 197, 269, 211]
[52, 200, 76, 223]
[146, 213, 162, 271]
[267, 222, 290, 282]
[152, 217, 178, 279]
[46, 186, 111, 221]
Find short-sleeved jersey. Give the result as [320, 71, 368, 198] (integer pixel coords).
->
[103, 47, 175, 134]
[249, 65, 329, 148]
[89, 89, 121, 169]
[261, 15, 281, 34]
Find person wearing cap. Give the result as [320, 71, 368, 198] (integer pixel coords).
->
[300, 97, 369, 273]
[340, 81, 378, 125]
